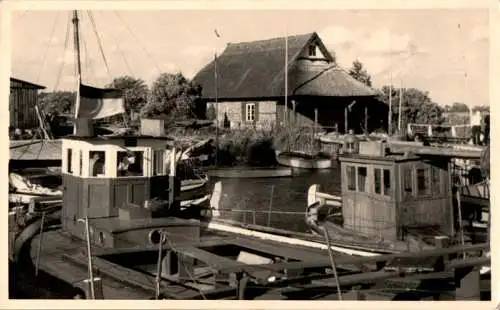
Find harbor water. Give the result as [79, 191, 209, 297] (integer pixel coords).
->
[211, 163, 341, 233]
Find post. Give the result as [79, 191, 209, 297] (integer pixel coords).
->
[344, 107, 348, 134]
[388, 84, 392, 135]
[292, 100, 296, 124]
[456, 190, 466, 258]
[35, 211, 46, 276]
[82, 216, 95, 299]
[214, 52, 219, 167]
[364, 105, 368, 134]
[267, 185, 274, 227]
[155, 231, 164, 299]
[169, 147, 176, 209]
[398, 84, 403, 132]
[314, 108, 318, 139]
[322, 227, 343, 300]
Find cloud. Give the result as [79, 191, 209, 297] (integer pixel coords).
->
[318, 25, 356, 47]
[360, 28, 411, 56]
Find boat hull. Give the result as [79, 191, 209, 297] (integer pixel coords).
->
[276, 152, 332, 170]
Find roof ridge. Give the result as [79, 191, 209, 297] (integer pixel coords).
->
[227, 32, 315, 46]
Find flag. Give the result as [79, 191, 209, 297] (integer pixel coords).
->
[76, 83, 126, 120]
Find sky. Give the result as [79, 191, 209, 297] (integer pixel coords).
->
[10, 8, 489, 107]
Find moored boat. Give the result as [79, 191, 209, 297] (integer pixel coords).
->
[276, 151, 332, 169]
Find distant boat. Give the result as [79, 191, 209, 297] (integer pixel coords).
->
[206, 166, 292, 178]
[276, 150, 332, 169]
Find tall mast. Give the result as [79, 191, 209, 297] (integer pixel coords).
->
[72, 10, 82, 79]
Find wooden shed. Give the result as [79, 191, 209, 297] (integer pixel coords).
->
[10, 77, 46, 130]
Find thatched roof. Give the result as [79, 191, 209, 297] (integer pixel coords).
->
[192, 32, 378, 100]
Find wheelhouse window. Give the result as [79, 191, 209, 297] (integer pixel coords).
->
[66, 148, 73, 173]
[417, 168, 431, 196]
[431, 167, 441, 195]
[347, 166, 356, 191]
[245, 103, 255, 122]
[357, 166, 367, 192]
[79, 150, 83, 176]
[152, 150, 165, 176]
[117, 151, 144, 177]
[403, 168, 413, 198]
[89, 151, 105, 177]
[374, 168, 391, 196]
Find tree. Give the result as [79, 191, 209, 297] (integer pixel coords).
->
[448, 102, 469, 113]
[142, 73, 202, 119]
[378, 85, 445, 133]
[348, 59, 372, 87]
[106, 76, 149, 116]
[38, 91, 76, 115]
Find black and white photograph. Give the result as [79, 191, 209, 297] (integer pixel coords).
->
[4, 0, 495, 304]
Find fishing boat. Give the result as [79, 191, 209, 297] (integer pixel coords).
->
[276, 150, 332, 169]
[10, 10, 490, 301]
[304, 139, 490, 256]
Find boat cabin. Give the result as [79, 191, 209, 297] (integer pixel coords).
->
[338, 141, 454, 242]
[60, 120, 197, 248]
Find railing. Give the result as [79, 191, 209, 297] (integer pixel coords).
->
[217, 208, 307, 227]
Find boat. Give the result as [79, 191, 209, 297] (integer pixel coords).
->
[9, 10, 490, 301]
[206, 166, 292, 178]
[276, 151, 332, 169]
[303, 139, 490, 267]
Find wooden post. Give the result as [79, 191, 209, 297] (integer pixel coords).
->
[364, 106, 368, 134]
[292, 100, 296, 124]
[314, 108, 318, 139]
[267, 185, 274, 227]
[344, 107, 348, 134]
[155, 231, 164, 299]
[35, 212, 46, 276]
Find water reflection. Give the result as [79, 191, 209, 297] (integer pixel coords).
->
[209, 163, 341, 232]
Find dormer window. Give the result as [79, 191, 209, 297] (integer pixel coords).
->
[308, 44, 316, 57]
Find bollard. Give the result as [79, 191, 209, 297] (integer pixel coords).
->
[83, 277, 104, 299]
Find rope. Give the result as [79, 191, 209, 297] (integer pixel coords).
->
[87, 11, 112, 80]
[98, 11, 134, 77]
[54, 12, 71, 91]
[36, 12, 61, 83]
[80, 28, 96, 80]
[113, 11, 161, 74]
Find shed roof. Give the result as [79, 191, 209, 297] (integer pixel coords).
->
[192, 32, 378, 100]
[10, 77, 46, 89]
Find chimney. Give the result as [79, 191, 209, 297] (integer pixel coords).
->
[140, 118, 165, 137]
[74, 118, 95, 137]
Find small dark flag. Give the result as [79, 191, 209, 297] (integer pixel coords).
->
[214, 29, 220, 38]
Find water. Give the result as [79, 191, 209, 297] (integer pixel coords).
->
[210, 163, 341, 233]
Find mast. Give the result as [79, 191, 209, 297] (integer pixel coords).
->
[72, 10, 83, 122]
[72, 10, 82, 80]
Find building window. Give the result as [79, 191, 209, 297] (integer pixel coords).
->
[89, 151, 105, 177]
[403, 168, 413, 198]
[152, 150, 164, 176]
[417, 168, 430, 196]
[357, 166, 367, 192]
[347, 166, 356, 191]
[308, 44, 316, 57]
[66, 148, 73, 173]
[117, 151, 144, 177]
[245, 103, 255, 122]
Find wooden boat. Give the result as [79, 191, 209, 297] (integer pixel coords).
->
[276, 151, 332, 169]
[302, 140, 490, 273]
[10, 11, 490, 301]
[206, 166, 292, 178]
